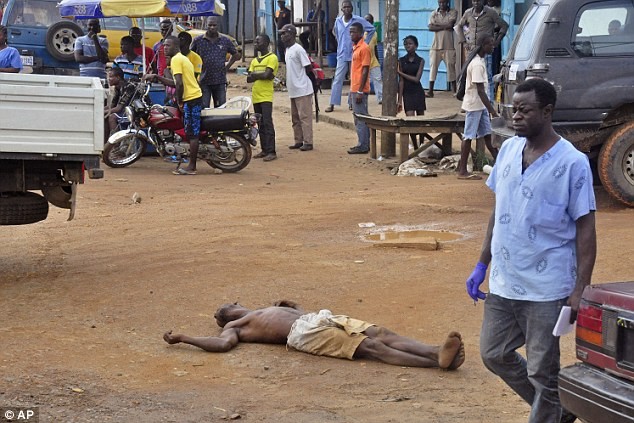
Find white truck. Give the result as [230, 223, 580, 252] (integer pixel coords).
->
[0, 73, 104, 225]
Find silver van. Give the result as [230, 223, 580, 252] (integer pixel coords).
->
[493, 0, 634, 207]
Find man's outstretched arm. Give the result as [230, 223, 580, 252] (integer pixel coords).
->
[163, 328, 239, 352]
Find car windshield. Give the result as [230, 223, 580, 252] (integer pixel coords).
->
[6, 0, 72, 26]
[508, 3, 550, 61]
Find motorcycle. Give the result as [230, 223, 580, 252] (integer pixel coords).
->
[103, 83, 260, 173]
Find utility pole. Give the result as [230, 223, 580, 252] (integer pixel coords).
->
[381, 0, 398, 157]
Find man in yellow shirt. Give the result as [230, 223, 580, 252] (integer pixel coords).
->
[247, 34, 279, 162]
[164, 36, 203, 175]
[178, 31, 202, 80]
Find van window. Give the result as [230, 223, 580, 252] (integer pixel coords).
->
[7, 0, 69, 26]
[138, 17, 161, 31]
[572, 0, 634, 57]
[100, 16, 133, 31]
[509, 3, 550, 61]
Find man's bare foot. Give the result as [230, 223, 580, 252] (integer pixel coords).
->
[447, 338, 465, 370]
[163, 330, 181, 344]
[438, 331, 462, 369]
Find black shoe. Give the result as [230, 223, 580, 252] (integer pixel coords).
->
[254, 151, 267, 158]
[348, 146, 369, 154]
[288, 143, 303, 149]
[262, 153, 277, 161]
[299, 144, 313, 151]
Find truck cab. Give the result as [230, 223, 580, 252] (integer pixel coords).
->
[493, 0, 634, 207]
[1, 0, 83, 74]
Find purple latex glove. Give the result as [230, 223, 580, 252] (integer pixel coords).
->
[466, 262, 488, 302]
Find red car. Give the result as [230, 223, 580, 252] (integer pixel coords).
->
[559, 281, 634, 423]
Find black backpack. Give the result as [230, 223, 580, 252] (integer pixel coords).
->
[455, 49, 481, 101]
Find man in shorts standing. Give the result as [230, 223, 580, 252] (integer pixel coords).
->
[163, 36, 203, 175]
[458, 34, 498, 180]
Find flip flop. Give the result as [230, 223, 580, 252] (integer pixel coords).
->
[457, 174, 482, 180]
[172, 168, 197, 175]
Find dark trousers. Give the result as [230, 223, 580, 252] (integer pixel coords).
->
[254, 102, 275, 154]
[277, 42, 286, 63]
[299, 31, 311, 50]
[201, 83, 226, 109]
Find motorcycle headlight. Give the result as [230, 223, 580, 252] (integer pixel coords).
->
[125, 106, 134, 122]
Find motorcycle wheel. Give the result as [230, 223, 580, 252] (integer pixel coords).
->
[206, 133, 252, 173]
[103, 134, 148, 168]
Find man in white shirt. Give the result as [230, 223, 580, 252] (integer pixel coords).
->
[278, 24, 314, 151]
[458, 34, 498, 180]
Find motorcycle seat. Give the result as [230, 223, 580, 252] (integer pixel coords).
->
[201, 108, 248, 132]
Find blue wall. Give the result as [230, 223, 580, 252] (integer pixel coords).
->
[399, 0, 438, 89]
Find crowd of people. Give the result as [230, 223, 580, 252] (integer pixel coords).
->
[1, 0, 511, 179]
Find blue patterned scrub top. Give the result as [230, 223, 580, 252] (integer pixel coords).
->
[486, 136, 596, 301]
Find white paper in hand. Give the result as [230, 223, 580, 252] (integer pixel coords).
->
[552, 306, 575, 337]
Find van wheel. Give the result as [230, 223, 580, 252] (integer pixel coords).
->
[46, 21, 84, 62]
[598, 122, 634, 207]
[0, 192, 49, 225]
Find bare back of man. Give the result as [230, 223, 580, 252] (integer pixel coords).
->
[163, 302, 465, 370]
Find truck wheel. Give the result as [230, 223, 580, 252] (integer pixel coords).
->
[46, 21, 84, 62]
[42, 185, 73, 209]
[0, 192, 49, 225]
[598, 121, 634, 207]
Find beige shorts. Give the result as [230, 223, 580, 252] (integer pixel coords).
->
[429, 49, 457, 82]
[286, 310, 375, 360]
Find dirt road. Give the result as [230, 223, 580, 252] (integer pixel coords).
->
[1, 97, 632, 422]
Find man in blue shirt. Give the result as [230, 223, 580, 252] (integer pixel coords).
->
[191, 16, 241, 108]
[74, 19, 109, 79]
[466, 78, 597, 423]
[324, 0, 374, 113]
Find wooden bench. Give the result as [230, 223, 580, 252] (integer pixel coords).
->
[355, 114, 468, 164]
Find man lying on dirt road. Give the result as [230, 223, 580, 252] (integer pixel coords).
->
[163, 300, 465, 369]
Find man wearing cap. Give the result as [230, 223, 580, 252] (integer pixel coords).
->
[278, 24, 314, 151]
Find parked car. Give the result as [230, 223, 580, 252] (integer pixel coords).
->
[559, 281, 634, 423]
[1, 0, 83, 74]
[493, 0, 634, 207]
